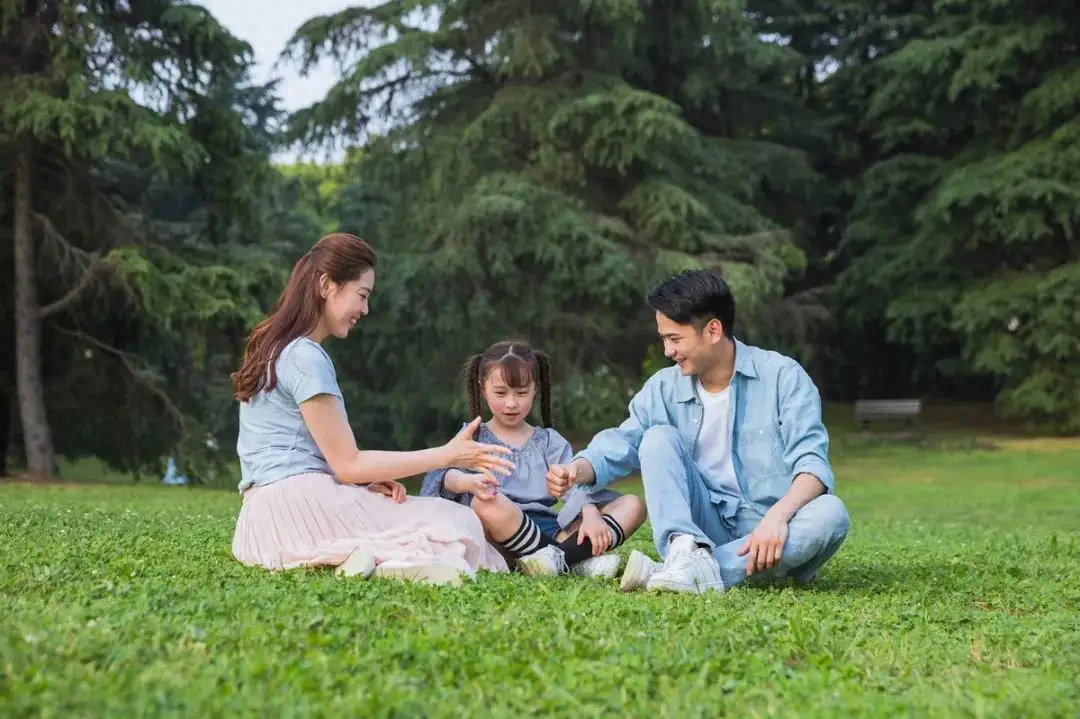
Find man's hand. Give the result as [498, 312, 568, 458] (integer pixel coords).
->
[576, 506, 611, 556]
[737, 511, 788, 575]
[546, 463, 578, 498]
[367, 480, 407, 503]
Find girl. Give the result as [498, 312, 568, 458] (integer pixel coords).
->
[230, 232, 514, 585]
[420, 340, 647, 578]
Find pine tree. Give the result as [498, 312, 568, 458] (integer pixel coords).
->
[837, 0, 1080, 429]
[745, 0, 938, 394]
[285, 0, 815, 446]
[0, 0, 269, 476]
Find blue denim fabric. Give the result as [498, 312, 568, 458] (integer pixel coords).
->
[638, 425, 849, 586]
[576, 339, 834, 516]
[575, 339, 846, 579]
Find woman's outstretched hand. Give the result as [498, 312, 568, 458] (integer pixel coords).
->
[443, 417, 515, 477]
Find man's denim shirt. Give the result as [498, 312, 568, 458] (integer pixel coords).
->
[575, 339, 834, 517]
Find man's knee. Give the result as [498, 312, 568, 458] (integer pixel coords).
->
[808, 494, 850, 542]
[639, 425, 684, 462]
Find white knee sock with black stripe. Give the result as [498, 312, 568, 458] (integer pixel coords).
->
[602, 515, 626, 548]
[499, 514, 553, 559]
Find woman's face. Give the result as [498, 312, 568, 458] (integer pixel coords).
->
[322, 268, 375, 339]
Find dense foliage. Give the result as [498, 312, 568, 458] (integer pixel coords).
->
[0, 0, 279, 477]
[2, 0, 1077, 479]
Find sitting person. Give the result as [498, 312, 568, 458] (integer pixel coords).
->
[546, 270, 850, 594]
[421, 339, 646, 578]
[230, 232, 514, 585]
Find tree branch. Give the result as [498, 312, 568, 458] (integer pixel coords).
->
[32, 210, 96, 266]
[51, 326, 186, 432]
[32, 210, 114, 318]
[459, 52, 493, 82]
[39, 258, 106, 318]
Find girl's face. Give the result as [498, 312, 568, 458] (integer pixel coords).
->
[320, 268, 374, 339]
[483, 368, 536, 428]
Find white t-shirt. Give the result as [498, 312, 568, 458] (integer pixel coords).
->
[693, 379, 740, 496]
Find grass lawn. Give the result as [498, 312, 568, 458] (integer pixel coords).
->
[2, 432, 1079, 716]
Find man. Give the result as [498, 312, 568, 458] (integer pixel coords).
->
[546, 270, 849, 594]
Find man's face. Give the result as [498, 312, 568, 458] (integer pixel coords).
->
[656, 311, 723, 376]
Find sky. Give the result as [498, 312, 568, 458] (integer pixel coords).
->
[198, 0, 361, 161]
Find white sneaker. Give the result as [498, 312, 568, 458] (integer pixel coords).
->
[334, 546, 375, 579]
[618, 550, 659, 592]
[517, 545, 568, 576]
[570, 553, 622, 579]
[646, 536, 725, 594]
[372, 562, 465, 587]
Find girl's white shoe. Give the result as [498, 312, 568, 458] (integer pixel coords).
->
[570, 553, 622, 579]
[517, 545, 569, 576]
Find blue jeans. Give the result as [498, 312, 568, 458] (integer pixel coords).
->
[638, 425, 850, 588]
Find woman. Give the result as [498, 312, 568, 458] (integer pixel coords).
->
[230, 232, 513, 584]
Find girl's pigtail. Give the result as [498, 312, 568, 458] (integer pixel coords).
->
[464, 354, 484, 421]
[536, 351, 553, 428]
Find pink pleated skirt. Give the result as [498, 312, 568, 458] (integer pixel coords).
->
[232, 473, 509, 576]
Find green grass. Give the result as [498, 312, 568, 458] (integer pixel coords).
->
[3, 437, 1080, 717]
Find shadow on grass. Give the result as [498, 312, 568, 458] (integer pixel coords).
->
[808, 557, 988, 596]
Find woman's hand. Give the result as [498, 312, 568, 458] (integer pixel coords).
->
[299, 399, 515, 486]
[443, 417, 515, 476]
[367, 480, 406, 503]
[577, 506, 612, 556]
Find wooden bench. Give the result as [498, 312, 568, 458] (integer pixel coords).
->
[854, 399, 922, 428]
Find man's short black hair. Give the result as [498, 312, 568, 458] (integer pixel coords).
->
[647, 269, 735, 337]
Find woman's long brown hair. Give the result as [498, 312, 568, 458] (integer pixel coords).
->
[231, 233, 376, 402]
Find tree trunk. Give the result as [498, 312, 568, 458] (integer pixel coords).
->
[0, 247, 11, 479]
[0, 385, 10, 477]
[13, 149, 55, 478]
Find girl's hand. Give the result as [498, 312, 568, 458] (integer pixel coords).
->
[465, 473, 499, 501]
[577, 508, 612, 556]
[367, 480, 406, 503]
[443, 417, 516, 476]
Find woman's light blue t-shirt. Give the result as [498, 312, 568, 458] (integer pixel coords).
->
[236, 337, 345, 492]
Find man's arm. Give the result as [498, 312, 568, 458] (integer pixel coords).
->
[571, 384, 655, 490]
[548, 431, 596, 506]
[738, 362, 833, 575]
[768, 472, 825, 522]
[546, 382, 656, 497]
[777, 361, 834, 495]
[739, 473, 824, 575]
